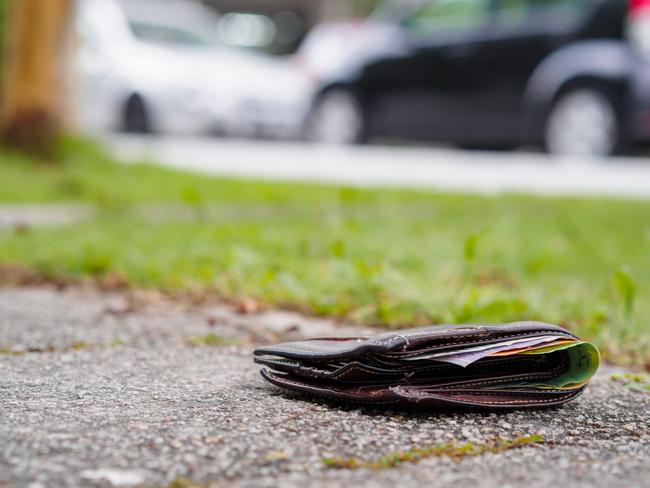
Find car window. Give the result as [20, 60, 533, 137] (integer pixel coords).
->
[402, 0, 490, 34]
[129, 22, 218, 47]
[494, 0, 529, 28]
[493, 0, 590, 29]
[531, 0, 589, 23]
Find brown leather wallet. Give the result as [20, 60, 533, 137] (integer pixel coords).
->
[254, 321, 600, 410]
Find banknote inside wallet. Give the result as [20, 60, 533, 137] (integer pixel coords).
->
[495, 341, 600, 390]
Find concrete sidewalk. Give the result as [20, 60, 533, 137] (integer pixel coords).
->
[108, 134, 650, 199]
[0, 204, 93, 230]
[1, 287, 648, 487]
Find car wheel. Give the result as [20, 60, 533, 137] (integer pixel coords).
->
[123, 94, 151, 134]
[545, 87, 621, 157]
[308, 90, 365, 144]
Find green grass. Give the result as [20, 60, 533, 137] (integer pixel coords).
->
[1, 139, 649, 365]
[322, 435, 542, 469]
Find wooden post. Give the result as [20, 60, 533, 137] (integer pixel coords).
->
[0, 0, 74, 157]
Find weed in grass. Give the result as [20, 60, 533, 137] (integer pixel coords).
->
[180, 186, 208, 222]
[463, 232, 480, 265]
[612, 268, 637, 320]
[321, 434, 542, 470]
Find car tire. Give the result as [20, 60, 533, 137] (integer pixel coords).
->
[123, 94, 151, 134]
[307, 89, 366, 145]
[545, 86, 622, 157]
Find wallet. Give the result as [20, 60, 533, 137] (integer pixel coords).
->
[254, 321, 600, 410]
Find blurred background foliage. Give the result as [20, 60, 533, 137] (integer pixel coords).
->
[0, 0, 8, 62]
[351, 0, 381, 16]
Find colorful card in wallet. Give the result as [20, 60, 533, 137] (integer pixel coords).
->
[254, 322, 600, 410]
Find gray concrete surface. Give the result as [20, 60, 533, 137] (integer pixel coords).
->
[0, 205, 93, 230]
[1, 287, 649, 488]
[107, 134, 650, 199]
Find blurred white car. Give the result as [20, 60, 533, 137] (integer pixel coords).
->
[74, 0, 312, 138]
[296, 21, 379, 84]
[295, 2, 421, 84]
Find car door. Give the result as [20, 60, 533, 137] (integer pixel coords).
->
[467, 0, 597, 141]
[362, 0, 494, 142]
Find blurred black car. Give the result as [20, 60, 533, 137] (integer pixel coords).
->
[306, 0, 650, 156]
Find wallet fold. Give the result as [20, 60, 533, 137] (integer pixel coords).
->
[254, 321, 600, 410]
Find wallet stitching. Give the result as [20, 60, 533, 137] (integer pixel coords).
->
[394, 328, 561, 343]
[330, 355, 552, 379]
[338, 364, 564, 389]
[268, 373, 577, 406]
[428, 352, 568, 390]
[264, 357, 547, 380]
[265, 330, 572, 356]
[267, 374, 400, 405]
[384, 331, 575, 357]
[261, 353, 558, 380]
[432, 372, 563, 390]
[267, 349, 565, 388]
[381, 323, 566, 342]
[434, 391, 578, 405]
[352, 352, 568, 389]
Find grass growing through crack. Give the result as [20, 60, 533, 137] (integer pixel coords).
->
[321, 434, 542, 469]
[1, 139, 649, 365]
[187, 333, 235, 347]
[166, 479, 213, 488]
